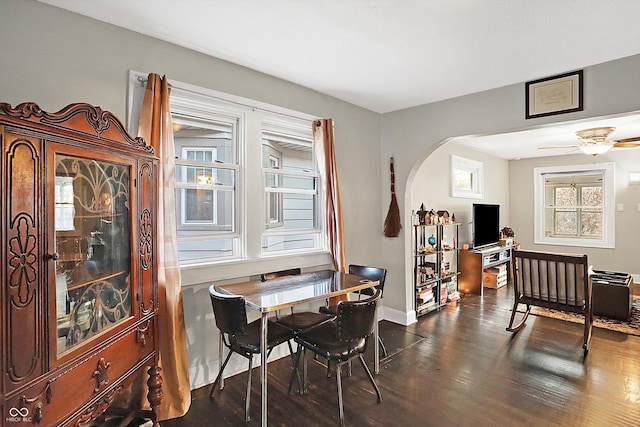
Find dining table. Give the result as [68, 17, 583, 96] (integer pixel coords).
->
[215, 269, 379, 427]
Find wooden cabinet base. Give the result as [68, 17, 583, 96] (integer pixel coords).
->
[459, 245, 512, 295]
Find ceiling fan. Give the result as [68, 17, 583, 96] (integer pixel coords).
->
[538, 126, 640, 156]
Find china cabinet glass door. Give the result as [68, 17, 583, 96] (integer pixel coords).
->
[54, 154, 132, 355]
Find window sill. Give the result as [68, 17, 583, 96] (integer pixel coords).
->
[534, 237, 614, 249]
[179, 251, 333, 286]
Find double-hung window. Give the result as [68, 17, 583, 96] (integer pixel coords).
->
[172, 113, 239, 262]
[261, 119, 320, 254]
[534, 163, 615, 248]
[127, 71, 325, 266]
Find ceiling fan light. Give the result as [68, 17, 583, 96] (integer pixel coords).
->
[575, 127, 616, 142]
[579, 143, 613, 156]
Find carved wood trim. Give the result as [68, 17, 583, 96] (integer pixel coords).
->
[93, 358, 111, 393]
[0, 102, 154, 154]
[74, 385, 123, 427]
[18, 381, 52, 424]
[146, 365, 163, 422]
[5, 135, 41, 384]
[140, 209, 152, 270]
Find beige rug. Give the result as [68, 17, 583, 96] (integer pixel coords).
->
[517, 296, 640, 337]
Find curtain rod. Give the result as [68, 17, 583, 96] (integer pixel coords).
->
[137, 73, 323, 124]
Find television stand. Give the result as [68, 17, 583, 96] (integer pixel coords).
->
[459, 244, 513, 295]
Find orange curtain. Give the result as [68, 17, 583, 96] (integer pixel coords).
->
[138, 74, 191, 420]
[313, 119, 346, 273]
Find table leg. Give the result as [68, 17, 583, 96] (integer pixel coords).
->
[260, 312, 268, 427]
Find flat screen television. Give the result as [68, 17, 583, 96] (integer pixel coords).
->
[472, 203, 500, 249]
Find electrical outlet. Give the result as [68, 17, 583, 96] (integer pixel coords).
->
[617, 204, 624, 212]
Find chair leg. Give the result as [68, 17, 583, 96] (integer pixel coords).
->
[209, 351, 233, 398]
[378, 335, 388, 358]
[288, 344, 304, 395]
[358, 354, 382, 403]
[302, 347, 309, 393]
[336, 361, 345, 427]
[245, 356, 253, 422]
[583, 307, 593, 352]
[506, 301, 530, 333]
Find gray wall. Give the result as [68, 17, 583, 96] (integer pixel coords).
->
[381, 55, 640, 324]
[412, 143, 510, 248]
[508, 150, 640, 273]
[5, 0, 640, 388]
[2, 0, 383, 389]
[414, 139, 639, 279]
[1, 0, 384, 270]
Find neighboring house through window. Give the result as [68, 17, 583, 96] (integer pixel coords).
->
[261, 126, 319, 253]
[127, 71, 326, 266]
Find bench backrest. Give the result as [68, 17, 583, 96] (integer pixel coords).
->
[513, 250, 589, 308]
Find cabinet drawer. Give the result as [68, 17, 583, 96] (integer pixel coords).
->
[5, 319, 156, 427]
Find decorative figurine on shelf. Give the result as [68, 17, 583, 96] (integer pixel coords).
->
[428, 234, 437, 246]
[429, 209, 436, 225]
[437, 210, 450, 224]
[451, 213, 456, 224]
[417, 203, 428, 225]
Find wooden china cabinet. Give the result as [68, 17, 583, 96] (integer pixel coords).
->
[0, 103, 162, 426]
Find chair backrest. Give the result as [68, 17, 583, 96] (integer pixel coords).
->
[209, 286, 248, 336]
[348, 264, 387, 297]
[260, 268, 302, 282]
[513, 250, 589, 307]
[336, 289, 381, 343]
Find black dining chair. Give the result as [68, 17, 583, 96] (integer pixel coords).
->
[289, 289, 383, 426]
[208, 286, 296, 422]
[262, 268, 335, 334]
[320, 265, 388, 358]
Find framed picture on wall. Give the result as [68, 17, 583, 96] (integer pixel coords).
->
[525, 70, 583, 119]
[451, 155, 484, 199]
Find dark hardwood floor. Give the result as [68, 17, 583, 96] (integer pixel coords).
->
[160, 285, 640, 426]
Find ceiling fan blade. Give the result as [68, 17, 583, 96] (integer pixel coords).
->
[538, 145, 579, 150]
[613, 141, 640, 148]
[614, 135, 640, 143]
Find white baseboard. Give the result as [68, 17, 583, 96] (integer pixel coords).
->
[189, 345, 291, 391]
[379, 305, 417, 326]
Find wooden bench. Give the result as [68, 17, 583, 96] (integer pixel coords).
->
[506, 249, 593, 352]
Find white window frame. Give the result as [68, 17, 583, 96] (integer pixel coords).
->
[180, 147, 218, 226]
[451, 155, 484, 199]
[534, 163, 615, 248]
[260, 117, 320, 256]
[264, 149, 284, 228]
[127, 70, 328, 273]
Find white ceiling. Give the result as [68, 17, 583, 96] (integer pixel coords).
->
[38, 0, 640, 159]
[453, 112, 640, 160]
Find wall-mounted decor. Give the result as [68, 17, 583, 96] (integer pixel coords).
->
[525, 70, 583, 119]
[451, 155, 483, 199]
